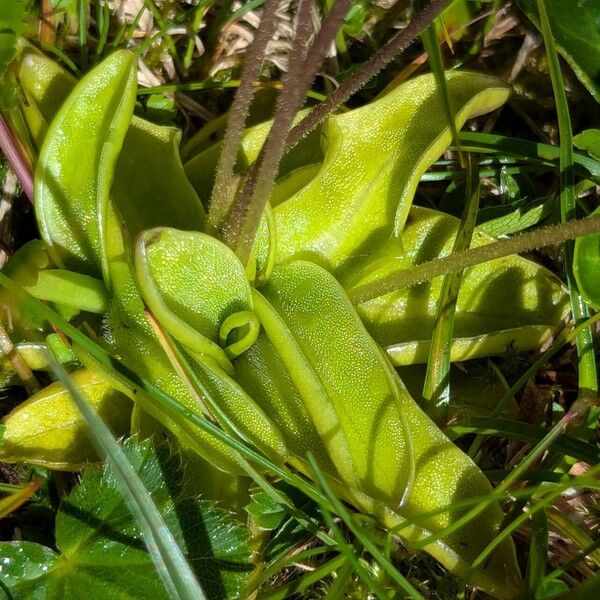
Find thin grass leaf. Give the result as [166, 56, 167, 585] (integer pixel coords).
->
[0, 479, 40, 518]
[416, 2, 464, 165]
[537, 0, 598, 399]
[94, 0, 110, 58]
[136, 79, 328, 101]
[315, 501, 389, 600]
[467, 310, 600, 458]
[545, 537, 600, 582]
[261, 554, 347, 600]
[422, 155, 479, 422]
[449, 417, 600, 464]
[524, 510, 549, 598]
[245, 546, 331, 595]
[183, 0, 214, 71]
[306, 453, 424, 600]
[45, 353, 207, 600]
[471, 464, 600, 572]
[458, 132, 600, 180]
[78, 0, 88, 70]
[547, 509, 600, 569]
[392, 472, 600, 537]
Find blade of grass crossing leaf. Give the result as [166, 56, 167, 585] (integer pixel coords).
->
[147, 313, 337, 546]
[136, 80, 328, 101]
[452, 417, 600, 464]
[410, 411, 582, 550]
[538, 0, 597, 397]
[0, 275, 341, 534]
[261, 554, 346, 600]
[524, 510, 549, 597]
[422, 155, 479, 422]
[467, 310, 600, 459]
[392, 472, 600, 537]
[307, 453, 424, 600]
[458, 132, 600, 180]
[45, 353, 207, 600]
[470, 463, 600, 572]
[416, 3, 464, 165]
[312, 499, 389, 600]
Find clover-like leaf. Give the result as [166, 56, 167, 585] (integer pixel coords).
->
[0, 438, 252, 599]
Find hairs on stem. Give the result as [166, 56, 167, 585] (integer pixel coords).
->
[224, 0, 352, 261]
[349, 215, 600, 304]
[286, 0, 452, 152]
[207, 0, 282, 235]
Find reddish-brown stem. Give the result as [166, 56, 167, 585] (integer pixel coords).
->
[285, 0, 452, 152]
[224, 0, 352, 261]
[207, 0, 282, 235]
[0, 114, 34, 203]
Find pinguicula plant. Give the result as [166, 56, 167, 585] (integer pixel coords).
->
[0, 0, 600, 598]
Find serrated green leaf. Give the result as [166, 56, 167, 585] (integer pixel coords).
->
[0, 439, 252, 599]
[245, 490, 286, 531]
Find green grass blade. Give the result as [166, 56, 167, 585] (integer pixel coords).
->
[46, 353, 207, 600]
[523, 510, 549, 597]
[449, 417, 600, 464]
[307, 453, 425, 600]
[467, 310, 600, 458]
[537, 0, 598, 401]
[422, 155, 479, 421]
[458, 132, 600, 180]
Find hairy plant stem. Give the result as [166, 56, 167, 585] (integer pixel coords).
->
[0, 113, 33, 202]
[349, 215, 600, 304]
[207, 0, 281, 236]
[224, 0, 352, 262]
[285, 0, 452, 152]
